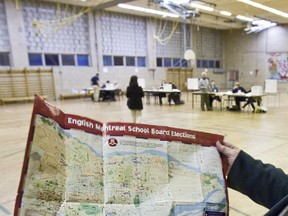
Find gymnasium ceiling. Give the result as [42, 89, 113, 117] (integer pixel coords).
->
[40, 0, 288, 31]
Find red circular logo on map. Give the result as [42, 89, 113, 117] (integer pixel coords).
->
[108, 138, 118, 147]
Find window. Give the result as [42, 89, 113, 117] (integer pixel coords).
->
[209, 60, 215, 68]
[62, 54, 75, 66]
[173, 58, 181, 67]
[197, 59, 201, 68]
[156, 58, 162, 67]
[137, 57, 146, 67]
[181, 59, 188, 67]
[197, 59, 219, 68]
[164, 58, 172, 67]
[45, 54, 59, 66]
[126, 56, 135, 66]
[215, 60, 220, 68]
[202, 59, 208, 68]
[114, 56, 124, 66]
[103, 56, 112, 66]
[77, 55, 89, 66]
[0, 52, 10, 66]
[28, 53, 42, 66]
[31, 53, 91, 66]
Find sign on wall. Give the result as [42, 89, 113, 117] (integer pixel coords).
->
[268, 53, 288, 81]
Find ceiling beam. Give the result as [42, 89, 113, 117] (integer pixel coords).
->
[188, 13, 245, 29]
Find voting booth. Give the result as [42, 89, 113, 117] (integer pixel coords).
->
[163, 83, 172, 91]
[251, 86, 263, 95]
[186, 78, 199, 103]
[187, 78, 199, 90]
[265, 79, 277, 94]
[265, 79, 279, 107]
[105, 83, 115, 90]
[138, 78, 146, 89]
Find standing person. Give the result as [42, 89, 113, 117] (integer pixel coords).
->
[91, 73, 100, 102]
[216, 141, 288, 215]
[198, 71, 211, 111]
[126, 75, 144, 123]
[209, 80, 221, 108]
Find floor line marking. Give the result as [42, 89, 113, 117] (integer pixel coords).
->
[0, 203, 11, 215]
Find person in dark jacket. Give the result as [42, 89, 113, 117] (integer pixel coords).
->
[126, 75, 144, 123]
[158, 80, 167, 105]
[216, 141, 288, 215]
[168, 83, 181, 105]
[232, 82, 255, 111]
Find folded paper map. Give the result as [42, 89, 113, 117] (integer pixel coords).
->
[15, 95, 228, 216]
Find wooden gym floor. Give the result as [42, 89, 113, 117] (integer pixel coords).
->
[0, 92, 287, 216]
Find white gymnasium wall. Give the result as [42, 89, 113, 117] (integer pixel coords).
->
[19, 0, 94, 96]
[22, 1, 90, 54]
[224, 27, 288, 91]
[100, 11, 147, 56]
[0, 0, 201, 98]
[156, 21, 188, 58]
[193, 26, 226, 89]
[266, 26, 288, 52]
[2, 0, 288, 97]
[4, 0, 28, 68]
[0, 0, 10, 52]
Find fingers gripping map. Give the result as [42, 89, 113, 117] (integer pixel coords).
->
[15, 96, 228, 216]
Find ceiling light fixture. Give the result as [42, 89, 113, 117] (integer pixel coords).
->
[252, 19, 274, 26]
[117, 3, 179, 18]
[190, 3, 214, 12]
[237, 0, 288, 18]
[220, 11, 232, 16]
[167, 0, 190, 4]
[245, 19, 277, 34]
[236, 15, 254, 22]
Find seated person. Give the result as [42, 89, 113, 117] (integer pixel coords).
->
[243, 87, 263, 111]
[168, 83, 181, 105]
[232, 82, 255, 111]
[209, 80, 221, 108]
[158, 80, 166, 105]
[242, 96, 256, 111]
[100, 80, 115, 101]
